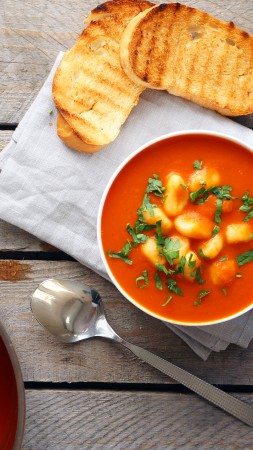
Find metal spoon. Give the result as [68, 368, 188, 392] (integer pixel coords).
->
[31, 279, 253, 426]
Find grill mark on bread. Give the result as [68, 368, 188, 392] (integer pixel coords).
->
[121, 3, 253, 115]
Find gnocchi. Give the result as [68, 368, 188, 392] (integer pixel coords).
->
[174, 212, 213, 239]
[209, 259, 237, 286]
[141, 237, 166, 266]
[198, 234, 224, 259]
[189, 166, 220, 191]
[225, 223, 253, 244]
[142, 207, 172, 234]
[163, 173, 189, 216]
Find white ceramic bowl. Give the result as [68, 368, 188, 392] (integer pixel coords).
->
[97, 130, 253, 326]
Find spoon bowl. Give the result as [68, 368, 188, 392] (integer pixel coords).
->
[31, 279, 120, 343]
[31, 278, 253, 427]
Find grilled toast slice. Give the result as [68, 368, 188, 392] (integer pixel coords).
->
[52, 0, 153, 153]
[120, 3, 253, 116]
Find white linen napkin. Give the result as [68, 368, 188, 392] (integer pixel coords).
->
[1, 52, 253, 360]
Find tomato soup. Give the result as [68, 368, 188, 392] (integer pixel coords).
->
[100, 133, 253, 324]
[0, 337, 18, 449]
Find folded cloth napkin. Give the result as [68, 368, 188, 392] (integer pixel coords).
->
[1, 52, 253, 360]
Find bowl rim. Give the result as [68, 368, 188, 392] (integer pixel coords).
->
[97, 129, 253, 326]
[0, 320, 25, 449]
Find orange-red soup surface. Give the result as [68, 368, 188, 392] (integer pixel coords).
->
[101, 134, 253, 324]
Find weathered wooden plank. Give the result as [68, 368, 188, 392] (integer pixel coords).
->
[23, 389, 253, 449]
[0, 259, 253, 385]
[1, 0, 253, 123]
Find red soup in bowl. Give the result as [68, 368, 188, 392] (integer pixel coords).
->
[98, 131, 253, 325]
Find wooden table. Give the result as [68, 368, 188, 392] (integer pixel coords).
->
[1, 0, 253, 448]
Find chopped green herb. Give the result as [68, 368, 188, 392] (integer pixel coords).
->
[188, 253, 196, 268]
[194, 289, 210, 306]
[180, 184, 188, 190]
[146, 175, 166, 197]
[177, 256, 186, 274]
[221, 288, 227, 296]
[240, 191, 253, 222]
[49, 109, 53, 115]
[212, 225, 220, 237]
[219, 256, 228, 262]
[166, 278, 183, 296]
[136, 270, 148, 288]
[190, 186, 206, 203]
[236, 250, 253, 267]
[134, 221, 156, 233]
[190, 185, 234, 206]
[243, 210, 253, 222]
[155, 272, 163, 290]
[107, 242, 132, 265]
[155, 263, 174, 275]
[126, 224, 148, 246]
[212, 185, 233, 201]
[155, 220, 165, 249]
[162, 296, 173, 306]
[198, 249, 210, 260]
[236, 273, 242, 278]
[161, 194, 168, 204]
[163, 238, 180, 265]
[195, 267, 205, 285]
[214, 198, 223, 224]
[142, 194, 156, 218]
[193, 160, 203, 170]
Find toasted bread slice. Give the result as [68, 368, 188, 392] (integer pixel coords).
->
[120, 3, 253, 116]
[53, 0, 153, 153]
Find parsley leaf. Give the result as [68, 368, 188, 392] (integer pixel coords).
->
[155, 220, 165, 249]
[221, 287, 227, 296]
[190, 185, 234, 206]
[180, 184, 188, 190]
[163, 238, 181, 265]
[107, 242, 132, 265]
[126, 224, 148, 246]
[198, 248, 210, 260]
[142, 194, 156, 217]
[155, 263, 175, 275]
[195, 267, 205, 285]
[166, 277, 183, 296]
[155, 272, 163, 290]
[177, 256, 186, 274]
[212, 225, 220, 237]
[193, 160, 203, 170]
[188, 253, 196, 268]
[243, 210, 253, 222]
[240, 191, 253, 222]
[146, 175, 166, 197]
[190, 187, 206, 203]
[214, 198, 223, 224]
[134, 221, 156, 233]
[236, 250, 253, 267]
[162, 296, 173, 306]
[136, 270, 148, 288]
[194, 289, 210, 306]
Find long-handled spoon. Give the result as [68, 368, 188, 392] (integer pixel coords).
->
[31, 279, 253, 426]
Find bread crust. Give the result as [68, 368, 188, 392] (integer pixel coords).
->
[120, 3, 253, 116]
[53, 0, 153, 152]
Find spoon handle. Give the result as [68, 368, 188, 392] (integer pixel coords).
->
[122, 340, 253, 426]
